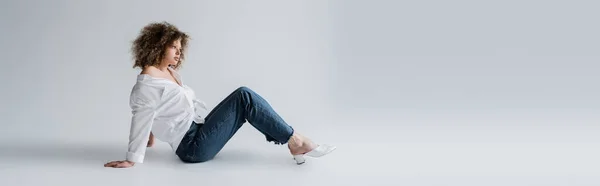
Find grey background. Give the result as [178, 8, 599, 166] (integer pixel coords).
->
[0, 0, 598, 186]
[329, 0, 599, 111]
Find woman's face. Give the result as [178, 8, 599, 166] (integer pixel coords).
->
[162, 39, 182, 67]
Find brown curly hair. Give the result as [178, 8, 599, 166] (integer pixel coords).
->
[131, 21, 190, 70]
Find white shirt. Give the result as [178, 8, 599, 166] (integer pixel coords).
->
[126, 67, 208, 163]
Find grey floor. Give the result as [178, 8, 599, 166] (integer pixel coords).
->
[1, 109, 598, 186]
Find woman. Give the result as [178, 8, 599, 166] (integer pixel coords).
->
[104, 22, 335, 168]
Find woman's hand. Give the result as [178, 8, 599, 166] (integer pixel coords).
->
[104, 160, 135, 168]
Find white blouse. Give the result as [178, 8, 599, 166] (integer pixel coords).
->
[126, 67, 208, 163]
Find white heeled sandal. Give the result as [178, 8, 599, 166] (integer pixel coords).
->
[292, 144, 336, 165]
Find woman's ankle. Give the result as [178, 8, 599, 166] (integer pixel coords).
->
[287, 133, 317, 154]
[287, 133, 303, 148]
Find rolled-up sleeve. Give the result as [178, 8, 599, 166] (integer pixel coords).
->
[126, 85, 161, 163]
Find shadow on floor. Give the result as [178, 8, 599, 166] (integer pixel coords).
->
[0, 142, 297, 168]
[206, 148, 296, 168]
[0, 142, 131, 164]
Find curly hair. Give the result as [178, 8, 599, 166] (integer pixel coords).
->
[131, 21, 190, 70]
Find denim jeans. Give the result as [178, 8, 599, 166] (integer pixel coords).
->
[175, 86, 295, 163]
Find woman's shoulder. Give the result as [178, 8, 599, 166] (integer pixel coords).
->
[133, 68, 165, 92]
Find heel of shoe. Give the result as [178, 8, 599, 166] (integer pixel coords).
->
[291, 144, 336, 165]
[293, 155, 305, 165]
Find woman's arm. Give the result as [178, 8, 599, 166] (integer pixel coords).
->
[105, 84, 160, 168]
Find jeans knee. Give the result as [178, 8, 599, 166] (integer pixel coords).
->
[236, 86, 250, 92]
[235, 86, 254, 95]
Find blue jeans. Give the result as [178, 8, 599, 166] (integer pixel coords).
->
[175, 86, 295, 163]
